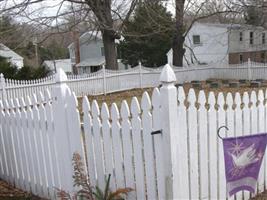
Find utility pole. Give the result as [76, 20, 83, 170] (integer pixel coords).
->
[33, 37, 39, 67]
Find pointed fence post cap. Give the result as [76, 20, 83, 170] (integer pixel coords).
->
[160, 64, 176, 83]
[55, 68, 67, 83]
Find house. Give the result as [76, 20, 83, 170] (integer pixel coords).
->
[42, 59, 72, 74]
[68, 31, 126, 74]
[0, 43, 24, 68]
[167, 22, 267, 66]
[228, 25, 267, 64]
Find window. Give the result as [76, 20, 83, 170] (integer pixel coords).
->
[250, 32, 254, 44]
[239, 54, 243, 63]
[101, 47, 105, 56]
[263, 33, 266, 44]
[239, 32, 243, 41]
[261, 52, 265, 63]
[193, 35, 201, 45]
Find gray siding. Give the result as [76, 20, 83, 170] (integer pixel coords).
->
[79, 39, 104, 61]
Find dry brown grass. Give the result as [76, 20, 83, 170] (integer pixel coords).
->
[77, 80, 267, 113]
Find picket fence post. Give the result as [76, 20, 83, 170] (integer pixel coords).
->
[159, 64, 179, 199]
[102, 64, 106, 95]
[0, 73, 7, 100]
[139, 61, 143, 88]
[52, 68, 74, 193]
[248, 58, 252, 81]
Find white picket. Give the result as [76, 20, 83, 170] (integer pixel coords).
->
[0, 101, 8, 181]
[234, 92, 244, 199]
[197, 90, 209, 200]
[19, 97, 31, 192]
[131, 97, 145, 200]
[258, 90, 265, 193]
[217, 92, 226, 199]
[4, 99, 15, 185]
[83, 97, 96, 186]
[38, 91, 52, 198]
[13, 98, 25, 190]
[65, 90, 84, 170]
[8, 99, 20, 187]
[111, 103, 125, 189]
[120, 100, 135, 199]
[101, 103, 115, 190]
[92, 100, 105, 190]
[152, 88, 165, 200]
[242, 92, 251, 200]
[187, 88, 199, 199]
[32, 94, 47, 197]
[208, 92, 218, 199]
[26, 96, 43, 194]
[0, 100, 8, 182]
[251, 91, 258, 195]
[141, 92, 157, 199]
[44, 89, 61, 195]
[226, 93, 234, 138]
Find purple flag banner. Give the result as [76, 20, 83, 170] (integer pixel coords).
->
[223, 133, 267, 196]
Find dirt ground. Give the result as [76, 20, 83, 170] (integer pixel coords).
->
[252, 191, 267, 200]
[0, 179, 43, 200]
[1, 178, 267, 200]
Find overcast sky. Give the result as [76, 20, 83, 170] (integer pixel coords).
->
[1, 0, 177, 19]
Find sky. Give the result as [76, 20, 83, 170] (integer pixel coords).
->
[1, 0, 177, 19]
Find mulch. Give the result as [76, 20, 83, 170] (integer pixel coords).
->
[252, 191, 267, 200]
[0, 179, 44, 200]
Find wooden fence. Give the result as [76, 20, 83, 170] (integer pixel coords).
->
[1, 65, 267, 199]
[1, 60, 267, 100]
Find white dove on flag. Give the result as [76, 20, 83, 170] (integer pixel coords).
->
[229, 143, 260, 168]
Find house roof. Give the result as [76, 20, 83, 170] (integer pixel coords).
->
[43, 59, 72, 72]
[68, 31, 123, 49]
[68, 31, 102, 49]
[194, 22, 265, 30]
[0, 43, 23, 60]
[76, 57, 105, 67]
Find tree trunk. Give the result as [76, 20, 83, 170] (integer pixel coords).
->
[102, 30, 118, 70]
[173, 0, 185, 67]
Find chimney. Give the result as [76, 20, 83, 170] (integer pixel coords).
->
[71, 30, 80, 74]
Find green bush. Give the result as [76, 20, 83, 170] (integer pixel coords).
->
[0, 56, 50, 80]
[0, 56, 18, 79]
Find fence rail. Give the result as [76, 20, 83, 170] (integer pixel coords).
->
[0, 59, 266, 100]
[1, 66, 267, 199]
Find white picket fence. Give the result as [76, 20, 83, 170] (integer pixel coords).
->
[1, 65, 267, 199]
[1, 60, 267, 100]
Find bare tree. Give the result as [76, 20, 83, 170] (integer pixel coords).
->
[1, 0, 138, 70]
[169, 0, 241, 66]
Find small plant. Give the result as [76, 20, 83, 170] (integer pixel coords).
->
[57, 153, 133, 200]
[93, 174, 133, 200]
